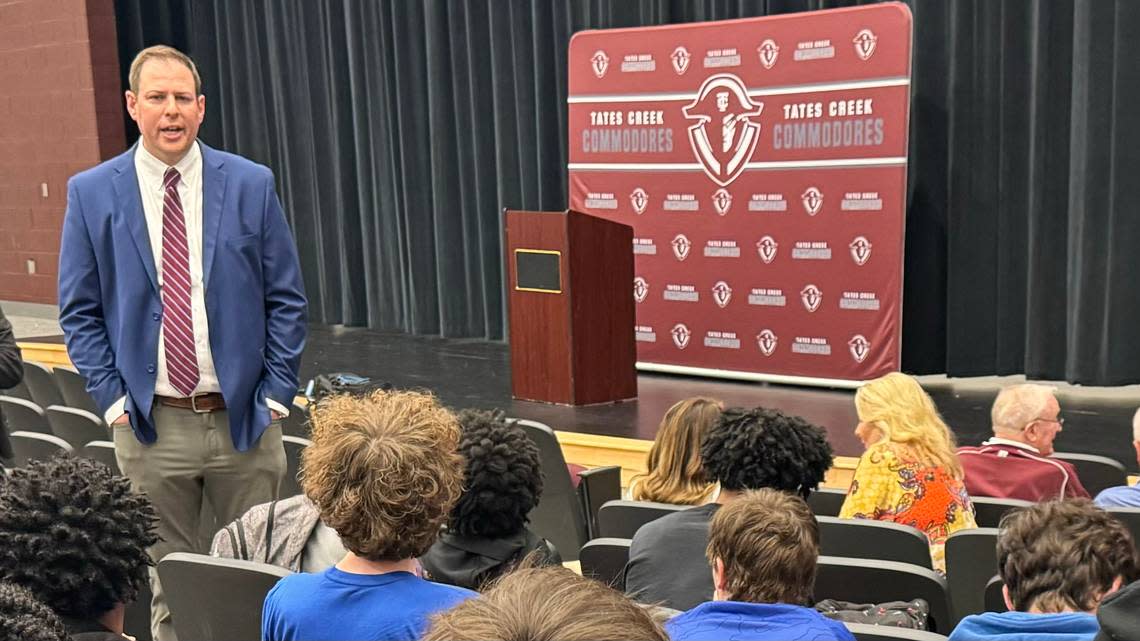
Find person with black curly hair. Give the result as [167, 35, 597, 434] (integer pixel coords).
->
[624, 407, 834, 611]
[0, 456, 158, 640]
[0, 583, 69, 641]
[420, 409, 561, 589]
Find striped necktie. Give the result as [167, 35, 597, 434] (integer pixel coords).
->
[161, 167, 200, 396]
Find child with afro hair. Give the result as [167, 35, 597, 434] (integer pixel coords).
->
[0, 455, 158, 640]
[420, 409, 561, 590]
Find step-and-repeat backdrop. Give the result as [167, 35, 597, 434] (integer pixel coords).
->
[567, 3, 913, 384]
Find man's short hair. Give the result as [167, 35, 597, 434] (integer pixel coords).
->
[129, 44, 202, 94]
[706, 488, 820, 605]
[301, 390, 464, 561]
[0, 456, 158, 621]
[998, 499, 1138, 612]
[450, 409, 543, 538]
[0, 583, 68, 641]
[421, 565, 669, 641]
[700, 407, 833, 497]
[991, 384, 1056, 435]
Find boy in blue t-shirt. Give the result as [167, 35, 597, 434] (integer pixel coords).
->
[261, 391, 476, 641]
[666, 488, 854, 641]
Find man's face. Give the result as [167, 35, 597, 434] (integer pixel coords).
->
[1025, 395, 1063, 457]
[125, 59, 205, 166]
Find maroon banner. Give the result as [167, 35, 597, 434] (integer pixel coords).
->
[567, 3, 912, 384]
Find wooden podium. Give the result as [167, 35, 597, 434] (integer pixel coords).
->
[505, 209, 637, 405]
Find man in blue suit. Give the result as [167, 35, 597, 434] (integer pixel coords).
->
[58, 45, 306, 641]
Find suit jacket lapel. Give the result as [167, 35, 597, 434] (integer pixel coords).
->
[200, 143, 228, 287]
[112, 151, 159, 295]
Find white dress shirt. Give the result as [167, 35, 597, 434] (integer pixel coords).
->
[105, 142, 287, 423]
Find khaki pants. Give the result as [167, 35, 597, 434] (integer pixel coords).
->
[114, 402, 286, 641]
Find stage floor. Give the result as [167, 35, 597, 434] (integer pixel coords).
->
[18, 323, 1137, 466]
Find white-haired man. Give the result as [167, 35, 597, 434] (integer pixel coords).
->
[1094, 408, 1140, 508]
[957, 384, 1089, 502]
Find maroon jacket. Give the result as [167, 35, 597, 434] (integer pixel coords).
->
[957, 439, 1090, 502]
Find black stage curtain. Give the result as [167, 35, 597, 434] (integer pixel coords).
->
[112, 0, 1140, 385]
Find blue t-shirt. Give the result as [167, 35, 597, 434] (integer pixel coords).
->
[261, 568, 475, 641]
[948, 611, 1099, 641]
[1094, 482, 1140, 508]
[667, 601, 855, 641]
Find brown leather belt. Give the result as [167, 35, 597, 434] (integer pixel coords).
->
[156, 393, 226, 413]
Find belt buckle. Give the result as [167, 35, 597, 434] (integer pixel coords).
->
[189, 393, 211, 414]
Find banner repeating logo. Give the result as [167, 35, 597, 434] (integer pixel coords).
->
[756, 329, 778, 356]
[801, 284, 823, 312]
[712, 188, 732, 216]
[757, 235, 778, 264]
[630, 188, 649, 215]
[757, 39, 779, 69]
[671, 46, 691, 75]
[671, 323, 692, 349]
[633, 277, 649, 303]
[712, 281, 733, 308]
[672, 234, 692, 261]
[848, 334, 871, 362]
[853, 29, 877, 61]
[801, 187, 824, 216]
[849, 236, 872, 265]
[591, 50, 610, 77]
[682, 74, 765, 187]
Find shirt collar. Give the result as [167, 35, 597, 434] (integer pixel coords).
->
[982, 436, 1041, 454]
[135, 140, 201, 187]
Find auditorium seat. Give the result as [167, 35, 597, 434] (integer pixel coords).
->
[45, 405, 105, 450]
[984, 575, 1008, 613]
[53, 366, 100, 416]
[9, 431, 73, 466]
[945, 527, 999, 623]
[1106, 507, 1140, 553]
[0, 396, 50, 433]
[970, 496, 1032, 528]
[596, 500, 686, 539]
[578, 537, 631, 591]
[281, 401, 310, 438]
[844, 623, 949, 641]
[124, 578, 153, 641]
[817, 517, 933, 569]
[158, 552, 291, 641]
[79, 440, 120, 474]
[815, 556, 952, 634]
[514, 418, 589, 561]
[279, 435, 311, 498]
[21, 360, 63, 408]
[576, 465, 621, 539]
[1052, 452, 1128, 496]
[808, 487, 848, 516]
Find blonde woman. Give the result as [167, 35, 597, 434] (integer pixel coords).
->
[629, 398, 723, 505]
[840, 373, 976, 572]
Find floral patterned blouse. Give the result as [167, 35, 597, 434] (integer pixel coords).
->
[839, 443, 976, 573]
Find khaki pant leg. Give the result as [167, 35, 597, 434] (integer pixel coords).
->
[201, 412, 287, 532]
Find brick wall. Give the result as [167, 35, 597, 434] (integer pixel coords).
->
[0, 0, 123, 303]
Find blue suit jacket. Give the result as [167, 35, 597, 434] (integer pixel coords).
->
[58, 143, 307, 451]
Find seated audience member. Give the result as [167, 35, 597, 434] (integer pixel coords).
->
[0, 583, 69, 641]
[840, 372, 976, 572]
[625, 406, 833, 611]
[1094, 407, 1140, 508]
[421, 565, 669, 641]
[420, 409, 561, 589]
[1095, 579, 1140, 641]
[211, 493, 346, 573]
[628, 397, 723, 505]
[261, 391, 476, 641]
[667, 488, 854, 641]
[950, 500, 1138, 641]
[0, 456, 157, 641]
[958, 383, 1090, 501]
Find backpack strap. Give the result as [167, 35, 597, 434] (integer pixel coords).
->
[234, 518, 249, 560]
[223, 522, 240, 558]
[264, 499, 279, 564]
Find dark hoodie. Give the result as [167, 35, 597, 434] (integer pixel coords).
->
[1095, 580, 1140, 641]
[419, 528, 560, 590]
